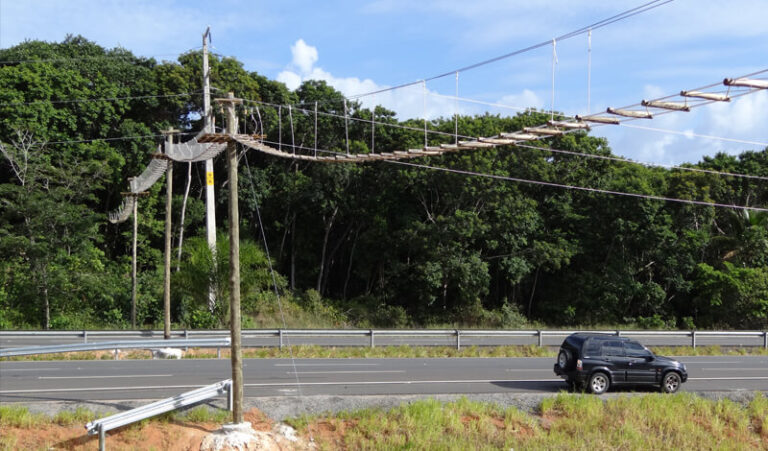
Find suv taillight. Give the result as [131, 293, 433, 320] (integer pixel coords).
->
[576, 359, 583, 371]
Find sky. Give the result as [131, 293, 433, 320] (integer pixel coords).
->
[1, 0, 767, 165]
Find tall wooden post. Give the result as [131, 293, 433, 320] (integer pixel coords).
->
[217, 92, 243, 423]
[162, 129, 178, 339]
[131, 193, 138, 328]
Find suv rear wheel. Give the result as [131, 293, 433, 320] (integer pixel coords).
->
[661, 372, 681, 393]
[588, 372, 610, 394]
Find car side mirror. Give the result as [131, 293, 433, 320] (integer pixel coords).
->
[644, 355, 655, 362]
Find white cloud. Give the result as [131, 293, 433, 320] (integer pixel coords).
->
[276, 39, 549, 124]
[290, 39, 318, 74]
[276, 39, 459, 120]
[276, 71, 302, 91]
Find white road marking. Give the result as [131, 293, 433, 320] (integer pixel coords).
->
[274, 363, 379, 367]
[688, 377, 768, 381]
[39, 374, 174, 379]
[701, 368, 768, 371]
[0, 379, 562, 394]
[0, 384, 208, 394]
[246, 378, 563, 387]
[1, 368, 62, 372]
[287, 370, 404, 375]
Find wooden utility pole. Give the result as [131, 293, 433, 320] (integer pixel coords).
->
[217, 92, 244, 423]
[162, 129, 178, 339]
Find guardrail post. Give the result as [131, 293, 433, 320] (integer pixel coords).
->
[113, 348, 119, 360]
[83, 330, 88, 344]
[691, 330, 697, 349]
[279, 329, 283, 350]
[227, 381, 233, 412]
[537, 330, 543, 347]
[98, 424, 106, 451]
[217, 347, 221, 359]
[456, 330, 461, 350]
[615, 330, 621, 337]
[370, 330, 375, 348]
[764, 331, 767, 349]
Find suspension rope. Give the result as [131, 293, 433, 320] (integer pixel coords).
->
[278, 105, 282, 151]
[385, 159, 768, 212]
[423, 81, 428, 148]
[371, 94, 376, 154]
[314, 101, 318, 158]
[345, 0, 673, 100]
[455, 72, 460, 145]
[241, 150, 314, 444]
[587, 29, 592, 114]
[289, 105, 296, 155]
[551, 38, 558, 121]
[344, 99, 350, 155]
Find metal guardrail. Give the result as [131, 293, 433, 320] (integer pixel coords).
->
[0, 338, 231, 358]
[1, 329, 766, 350]
[86, 379, 232, 451]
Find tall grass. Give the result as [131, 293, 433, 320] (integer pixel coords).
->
[293, 393, 768, 450]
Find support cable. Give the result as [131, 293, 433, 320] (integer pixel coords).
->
[587, 29, 592, 114]
[551, 38, 557, 121]
[384, 159, 768, 212]
[345, 0, 673, 100]
[241, 150, 314, 443]
[0, 91, 201, 108]
[455, 72, 459, 145]
[289, 105, 296, 155]
[423, 81, 428, 148]
[344, 99, 350, 155]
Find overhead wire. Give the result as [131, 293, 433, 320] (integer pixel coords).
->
[247, 137, 768, 211]
[32, 131, 196, 146]
[0, 91, 202, 107]
[0, 46, 204, 65]
[345, 0, 673, 100]
[384, 159, 768, 212]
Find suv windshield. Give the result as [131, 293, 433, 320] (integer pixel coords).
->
[625, 340, 652, 358]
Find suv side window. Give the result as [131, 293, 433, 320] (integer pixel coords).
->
[602, 340, 625, 357]
[625, 341, 652, 358]
[584, 338, 602, 356]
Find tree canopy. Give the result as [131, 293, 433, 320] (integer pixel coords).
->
[1, 36, 767, 330]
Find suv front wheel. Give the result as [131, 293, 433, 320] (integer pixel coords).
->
[588, 372, 610, 394]
[661, 372, 681, 393]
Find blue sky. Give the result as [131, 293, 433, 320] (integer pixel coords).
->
[2, 0, 767, 165]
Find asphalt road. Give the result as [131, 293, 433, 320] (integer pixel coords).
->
[2, 356, 767, 403]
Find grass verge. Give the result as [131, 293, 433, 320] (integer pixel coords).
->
[2, 394, 767, 450]
[290, 393, 768, 450]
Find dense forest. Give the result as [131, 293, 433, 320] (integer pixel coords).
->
[1, 36, 767, 331]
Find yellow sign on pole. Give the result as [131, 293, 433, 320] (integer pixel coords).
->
[206, 171, 214, 186]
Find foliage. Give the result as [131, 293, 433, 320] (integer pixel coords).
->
[2, 37, 768, 330]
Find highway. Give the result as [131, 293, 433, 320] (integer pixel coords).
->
[2, 356, 767, 403]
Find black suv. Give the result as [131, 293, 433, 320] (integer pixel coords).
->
[553, 333, 687, 394]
